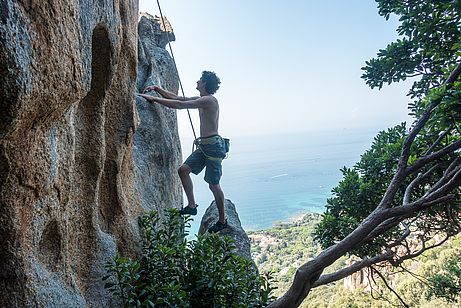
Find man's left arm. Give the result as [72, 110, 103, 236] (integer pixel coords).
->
[138, 94, 209, 109]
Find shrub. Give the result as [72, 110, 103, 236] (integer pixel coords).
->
[426, 254, 461, 303]
[103, 209, 275, 307]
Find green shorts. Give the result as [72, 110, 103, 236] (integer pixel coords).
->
[184, 135, 227, 185]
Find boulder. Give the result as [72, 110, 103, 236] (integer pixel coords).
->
[199, 199, 252, 260]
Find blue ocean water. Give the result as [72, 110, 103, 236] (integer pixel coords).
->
[181, 128, 379, 236]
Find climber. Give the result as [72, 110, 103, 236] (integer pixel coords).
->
[138, 71, 228, 233]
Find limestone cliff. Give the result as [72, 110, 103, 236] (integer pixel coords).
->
[0, 2, 182, 306]
[134, 13, 183, 215]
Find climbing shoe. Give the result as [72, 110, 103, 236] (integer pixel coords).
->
[179, 205, 197, 216]
[208, 220, 228, 233]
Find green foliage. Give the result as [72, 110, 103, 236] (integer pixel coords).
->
[314, 119, 460, 257]
[103, 256, 143, 306]
[314, 0, 461, 259]
[187, 235, 265, 307]
[314, 124, 408, 257]
[249, 213, 327, 299]
[362, 0, 461, 98]
[103, 209, 274, 307]
[427, 254, 461, 303]
[251, 216, 461, 307]
[363, 0, 461, 145]
[305, 1, 461, 305]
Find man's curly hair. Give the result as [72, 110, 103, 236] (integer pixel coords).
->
[201, 71, 221, 94]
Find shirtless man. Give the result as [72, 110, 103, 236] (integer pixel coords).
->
[138, 71, 228, 233]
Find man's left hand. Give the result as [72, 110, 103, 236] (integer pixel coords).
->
[137, 93, 155, 102]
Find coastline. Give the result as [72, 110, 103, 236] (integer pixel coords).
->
[185, 128, 376, 238]
[248, 210, 322, 233]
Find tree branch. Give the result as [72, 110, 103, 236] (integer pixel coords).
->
[268, 61, 461, 308]
[391, 221, 411, 248]
[423, 166, 461, 200]
[447, 204, 461, 231]
[406, 139, 461, 175]
[372, 266, 410, 308]
[399, 265, 430, 285]
[388, 194, 457, 218]
[425, 125, 454, 155]
[400, 60, 461, 172]
[424, 157, 461, 195]
[312, 251, 394, 287]
[446, 60, 461, 84]
[390, 233, 450, 267]
[388, 164, 461, 218]
[406, 73, 424, 78]
[360, 217, 403, 245]
[403, 164, 440, 205]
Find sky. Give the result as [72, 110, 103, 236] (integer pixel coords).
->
[138, 0, 413, 139]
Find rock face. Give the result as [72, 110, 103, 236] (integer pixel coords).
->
[199, 199, 252, 260]
[343, 256, 371, 291]
[0, 3, 182, 307]
[134, 13, 183, 215]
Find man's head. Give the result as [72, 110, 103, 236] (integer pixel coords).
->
[198, 71, 221, 94]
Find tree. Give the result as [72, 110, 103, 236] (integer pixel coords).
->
[426, 253, 461, 303]
[269, 1, 461, 307]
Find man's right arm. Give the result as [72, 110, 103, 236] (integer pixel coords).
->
[144, 86, 198, 101]
[137, 94, 211, 110]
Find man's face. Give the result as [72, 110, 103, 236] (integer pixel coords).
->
[196, 78, 205, 91]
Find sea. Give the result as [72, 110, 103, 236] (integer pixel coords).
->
[181, 127, 380, 236]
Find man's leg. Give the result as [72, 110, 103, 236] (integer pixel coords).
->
[209, 184, 225, 223]
[178, 164, 196, 208]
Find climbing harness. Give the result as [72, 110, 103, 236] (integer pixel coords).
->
[155, 0, 197, 145]
[194, 135, 230, 161]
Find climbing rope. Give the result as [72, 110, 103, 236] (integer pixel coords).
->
[155, 0, 198, 143]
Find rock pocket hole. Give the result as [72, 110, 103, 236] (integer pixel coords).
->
[38, 220, 62, 271]
[0, 45, 18, 136]
[75, 24, 113, 192]
[90, 24, 112, 95]
[99, 160, 123, 233]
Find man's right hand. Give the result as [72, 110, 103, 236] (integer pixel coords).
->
[143, 85, 161, 93]
[142, 86, 180, 100]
